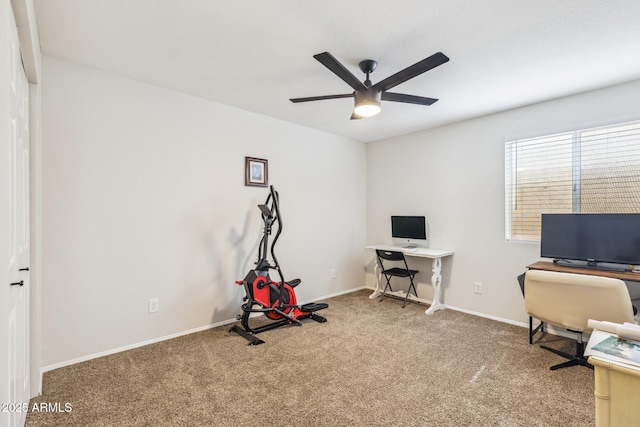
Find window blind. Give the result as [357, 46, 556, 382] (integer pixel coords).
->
[505, 120, 640, 241]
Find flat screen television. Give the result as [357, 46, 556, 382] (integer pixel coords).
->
[540, 213, 640, 268]
[391, 216, 428, 248]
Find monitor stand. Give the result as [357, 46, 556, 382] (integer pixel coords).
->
[392, 236, 429, 249]
[554, 259, 627, 273]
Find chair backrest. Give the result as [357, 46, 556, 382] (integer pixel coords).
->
[376, 249, 410, 272]
[376, 249, 405, 262]
[524, 269, 635, 332]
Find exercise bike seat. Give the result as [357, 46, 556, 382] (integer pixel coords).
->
[286, 278, 301, 288]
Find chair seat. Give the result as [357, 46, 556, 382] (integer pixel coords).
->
[381, 267, 418, 277]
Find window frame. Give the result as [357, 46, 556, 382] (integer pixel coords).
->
[505, 119, 640, 242]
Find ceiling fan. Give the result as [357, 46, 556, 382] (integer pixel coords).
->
[290, 51, 449, 119]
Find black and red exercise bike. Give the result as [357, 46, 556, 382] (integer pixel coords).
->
[229, 185, 328, 345]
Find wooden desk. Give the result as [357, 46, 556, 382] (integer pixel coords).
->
[366, 245, 454, 315]
[526, 261, 640, 283]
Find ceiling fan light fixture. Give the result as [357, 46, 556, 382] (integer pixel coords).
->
[354, 89, 382, 117]
[354, 101, 381, 117]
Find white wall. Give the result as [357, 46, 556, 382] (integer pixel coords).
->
[367, 79, 640, 323]
[40, 56, 366, 368]
[37, 53, 640, 369]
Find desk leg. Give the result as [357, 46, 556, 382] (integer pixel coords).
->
[425, 257, 445, 315]
[369, 260, 382, 299]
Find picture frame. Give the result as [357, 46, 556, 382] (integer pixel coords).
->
[245, 156, 268, 187]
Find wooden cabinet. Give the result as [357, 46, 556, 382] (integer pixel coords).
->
[591, 356, 640, 426]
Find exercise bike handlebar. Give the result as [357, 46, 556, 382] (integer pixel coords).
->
[255, 186, 286, 285]
[270, 186, 284, 279]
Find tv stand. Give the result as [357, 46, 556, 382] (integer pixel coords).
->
[528, 261, 640, 282]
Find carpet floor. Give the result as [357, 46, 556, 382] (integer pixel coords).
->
[26, 289, 595, 426]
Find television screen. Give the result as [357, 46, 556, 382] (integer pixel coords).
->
[391, 216, 426, 240]
[540, 213, 640, 265]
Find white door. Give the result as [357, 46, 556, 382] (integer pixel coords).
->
[8, 9, 30, 427]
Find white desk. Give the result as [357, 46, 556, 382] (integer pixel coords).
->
[365, 245, 454, 315]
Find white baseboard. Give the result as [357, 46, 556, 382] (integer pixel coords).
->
[444, 304, 529, 329]
[315, 285, 371, 302]
[445, 304, 582, 340]
[40, 317, 239, 374]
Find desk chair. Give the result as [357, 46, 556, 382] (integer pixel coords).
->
[524, 269, 635, 370]
[375, 249, 419, 308]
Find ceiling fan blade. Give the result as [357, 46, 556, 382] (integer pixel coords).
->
[382, 92, 438, 106]
[313, 52, 367, 91]
[289, 93, 354, 103]
[373, 52, 449, 92]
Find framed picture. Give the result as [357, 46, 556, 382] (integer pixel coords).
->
[245, 157, 268, 187]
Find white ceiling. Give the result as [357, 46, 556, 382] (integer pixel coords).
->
[34, 0, 640, 142]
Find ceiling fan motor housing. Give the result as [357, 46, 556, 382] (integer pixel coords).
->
[355, 88, 381, 104]
[354, 88, 382, 117]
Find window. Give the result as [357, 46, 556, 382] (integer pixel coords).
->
[505, 120, 640, 241]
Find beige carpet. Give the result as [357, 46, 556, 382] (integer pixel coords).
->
[26, 290, 595, 426]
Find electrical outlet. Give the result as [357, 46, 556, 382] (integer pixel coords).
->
[330, 269, 337, 279]
[474, 282, 482, 294]
[148, 297, 160, 313]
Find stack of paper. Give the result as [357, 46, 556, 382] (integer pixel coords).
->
[585, 320, 640, 368]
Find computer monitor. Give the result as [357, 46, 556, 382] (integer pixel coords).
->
[391, 216, 429, 248]
[540, 213, 640, 268]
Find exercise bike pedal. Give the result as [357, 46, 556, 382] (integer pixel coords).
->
[309, 313, 327, 323]
[301, 302, 328, 312]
